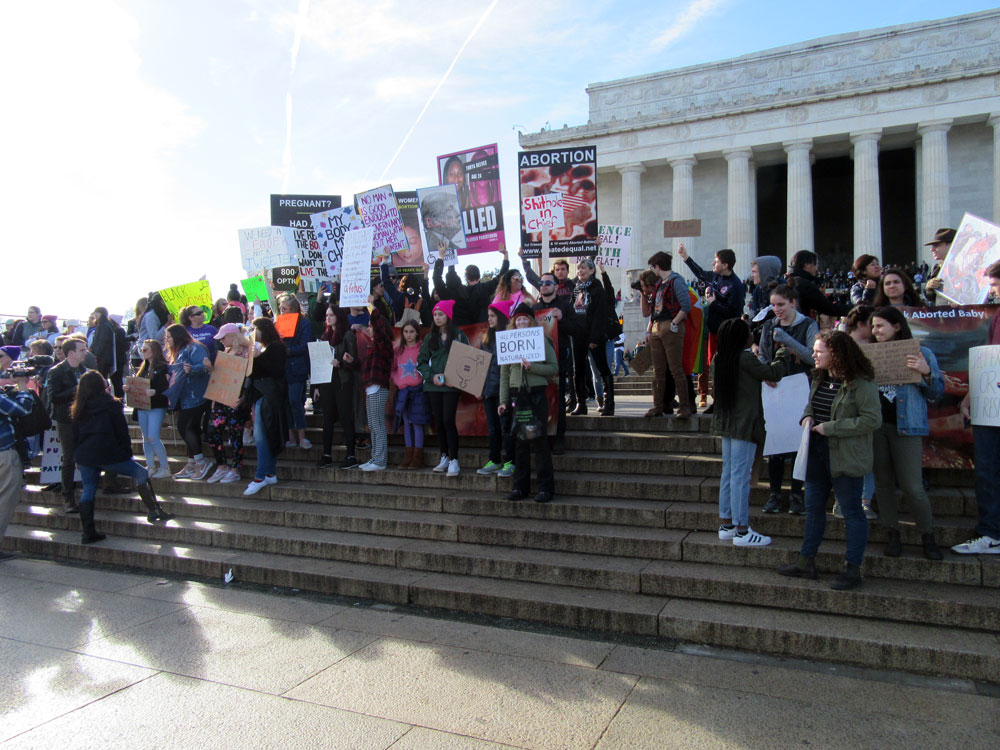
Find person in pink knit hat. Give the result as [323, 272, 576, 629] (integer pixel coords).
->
[477, 299, 515, 476]
[416, 299, 469, 476]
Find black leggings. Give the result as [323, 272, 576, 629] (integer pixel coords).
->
[769, 453, 803, 496]
[177, 403, 208, 457]
[427, 390, 460, 460]
[318, 381, 356, 456]
[573, 334, 609, 399]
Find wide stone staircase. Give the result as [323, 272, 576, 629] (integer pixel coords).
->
[5, 406, 998, 683]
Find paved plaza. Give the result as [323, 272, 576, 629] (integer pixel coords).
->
[0, 556, 997, 749]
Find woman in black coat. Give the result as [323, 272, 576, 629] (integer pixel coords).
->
[570, 259, 615, 416]
[72, 371, 173, 544]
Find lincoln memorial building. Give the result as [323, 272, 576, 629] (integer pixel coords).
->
[518, 9, 1000, 286]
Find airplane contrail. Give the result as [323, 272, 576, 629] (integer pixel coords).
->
[378, 0, 500, 182]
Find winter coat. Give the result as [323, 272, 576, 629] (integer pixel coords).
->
[73, 392, 133, 466]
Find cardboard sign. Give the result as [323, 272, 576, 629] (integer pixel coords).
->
[40, 429, 81, 484]
[308, 341, 333, 385]
[310, 205, 364, 277]
[436, 143, 505, 255]
[495, 327, 546, 366]
[968, 345, 1000, 426]
[444, 340, 491, 396]
[340, 227, 375, 306]
[663, 219, 702, 238]
[631, 346, 652, 376]
[518, 146, 598, 258]
[159, 280, 213, 319]
[416, 184, 467, 266]
[238, 226, 297, 274]
[271, 265, 300, 292]
[204, 351, 247, 408]
[596, 224, 632, 268]
[356, 185, 410, 260]
[860, 339, 921, 385]
[125, 376, 151, 411]
[762, 372, 811, 456]
[274, 313, 300, 339]
[937, 213, 1000, 306]
[245, 330, 257, 379]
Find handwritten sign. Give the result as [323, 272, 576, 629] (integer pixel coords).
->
[274, 313, 299, 339]
[968, 345, 1000, 426]
[240, 276, 268, 303]
[125, 376, 151, 411]
[596, 224, 632, 268]
[937, 212, 1000, 306]
[308, 341, 333, 385]
[310, 205, 364, 277]
[762, 372, 810, 456]
[444, 340, 491, 396]
[663, 219, 702, 238]
[521, 193, 565, 233]
[158, 280, 213, 319]
[340, 227, 375, 307]
[356, 185, 409, 259]
[40, 430, 81, 484]
[288, 225, 328, 282]
[204, 351, 247, 408]
[495, 327, 546, 366]
[860, 339, 921, 385]
[238, 226, 297, 274]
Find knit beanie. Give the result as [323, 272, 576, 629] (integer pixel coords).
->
[433, 300, 456, 320]
[488, 300, 515, 319]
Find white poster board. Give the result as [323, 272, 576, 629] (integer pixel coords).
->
[596, 225, 632, 268]
[340, 227, 375, 307]
[238, 226, 297, 275]
[968, 345, 1000, 426]
[310, 206, 364, 277]
[40, 430, 81, 484]
[308, 341, 333, 385]
[356, 185, 409, 261]
[521, 193, 565, 233]
[762, 372, 811, 456]
[792, 426, 810, 482]
[495, 327, 546, 366]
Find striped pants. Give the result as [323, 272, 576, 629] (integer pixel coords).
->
[366, 386, 389, 467]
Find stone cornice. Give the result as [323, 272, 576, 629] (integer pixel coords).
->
[520, 10, 1000, 149]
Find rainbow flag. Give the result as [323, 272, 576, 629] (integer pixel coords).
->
[683, 289, 707, 375]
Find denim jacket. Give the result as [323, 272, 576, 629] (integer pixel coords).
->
[168, 342, 210, 410]
[889, 345, 944, 436]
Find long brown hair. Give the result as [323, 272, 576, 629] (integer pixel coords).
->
[136, 339, 167, 377]
[397, 320, 422, 355]
[816, 330, 874, 383]
[872, 268, 921, 307]
[253, 317, 284, 349]
[165, 324, 193, 362]
[70, 370, 111, 421]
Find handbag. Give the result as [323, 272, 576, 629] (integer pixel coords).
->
[512, 369, 544, 442]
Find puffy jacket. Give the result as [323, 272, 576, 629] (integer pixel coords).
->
[73, 392, 133, 466]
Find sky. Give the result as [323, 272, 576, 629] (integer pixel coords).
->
[1, 0, 995, 321]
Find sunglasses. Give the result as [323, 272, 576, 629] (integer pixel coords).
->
[539, 281, 556, 286]
[191, 310, 205, 317]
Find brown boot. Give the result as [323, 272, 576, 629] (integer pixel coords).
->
[409, 447, 424, 469]
[398, 446, 414, 470]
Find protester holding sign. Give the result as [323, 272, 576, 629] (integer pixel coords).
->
[531, 271, 581, 454]
[203, 325, 251, 484]
[276, 294, 315, 450]
[492, 270, 533, 310]
[570, 259, 614, 416]
[499, 304, 558, 502]
[778, 331, 881, 590]
[477, 301, 515, 477]
[181, 305, 219, 361]
[868, 307, 945, 560]
[417, 300, 469, 477]
[314, 306, 360, 471]
[164, 325, 212, 481]
[392, 320, 429, 470]
[130, 339, 170, 480]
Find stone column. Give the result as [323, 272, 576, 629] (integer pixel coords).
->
[669, 156, 697, 253]
[851, 129, 883, 259]
[784, 139, 814, 259]
[724, 148, 753, 279]
[618, 162, 646, 350]
[990, 114, 1000, 223]
[749, 158, 758, 259]
[918, 119, 952, 266]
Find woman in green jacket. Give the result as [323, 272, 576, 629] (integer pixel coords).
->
[417, 300, 469, 477]
[499, 304, 559, 502]
[711, 318, 789, 547]
[779, 331, 881, 590]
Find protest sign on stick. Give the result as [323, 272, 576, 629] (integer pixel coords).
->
[310, 205, 364, 277]
[444, 340, 491, 396]
[968, 345, 1000, 426]
[159, 280, 213, 319]
[436, 143, 505, 255]
[356, 185, 410, 260]
[860, 340, 921, 385]
[762, 373, 810, 456]
[595, 225, 632, 268]
[125, 376, 151, 411]
[417, 184, 466, 266]
[495, 327, 546, 366]
[238, 226, 297, 275]
[518, 146, 598, 258]
[340, 227, 375, 307]
[937, 213, 1000, 306]
[274, 313, 299, 339]
[204, 352, 247, 409]
[308, 341, 333, 385]
[240, 276, 268, 303]
[663, 220, 702, 238]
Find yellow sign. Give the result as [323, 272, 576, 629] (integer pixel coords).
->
[159, 280, 213, 319]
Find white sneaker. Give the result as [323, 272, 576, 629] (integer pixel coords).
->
[206, 465, 228, 484]
[244, 479, 267, 496]
[300, 438, 312, 449]
[263, 475, 277, 486]
[360, 462, 386, 472]
[220, 469, 241, 484]
[951, 536, 1000, 554]
[150, 467, 172, 480]
[173, 460, 196, 479]
[432, 454, 449, 472]
[718, 525, 737, 540]
[446, 458, 460, 477]
[192, 460, 214, 481]
[733, 528, 772, 547]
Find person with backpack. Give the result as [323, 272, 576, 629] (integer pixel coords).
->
[0, 376, 36, 556]
[42, 338, 89, 512]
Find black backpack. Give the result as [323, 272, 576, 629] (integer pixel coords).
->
[12, 390, 52, 438]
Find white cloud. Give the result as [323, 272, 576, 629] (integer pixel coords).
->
[650, 0, 729, 50]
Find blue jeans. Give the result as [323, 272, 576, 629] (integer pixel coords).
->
[973, 425, 1000, 539]
[613, 349, 629, 376]
[719, 438, 756, 527]
[79, 460, 148, 505]
[802, 435, 867, 566]
[137, 408, 169, 470]
[287, 380, 307, 431]
[253, 400, 276, 480]
[862, 471, 875, 501]
[484, 396, 513, 464]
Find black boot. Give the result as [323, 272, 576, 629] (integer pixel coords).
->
[830, 562, 863, 590]
[921, 532, 943, 561]
[776, 555, 817, 579]
[884, 528, 902, 557]
[570, 400, 588, 416]
[599, 375, 615, 416]
[79, 502, 106, 545]
[137, 482, 174, 523]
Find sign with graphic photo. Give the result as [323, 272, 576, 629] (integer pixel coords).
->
[436, 143, 504, 255]
[417, 184, 466, 267]
[937, 213, 1000, 306]
[518, 146, 598, 258]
